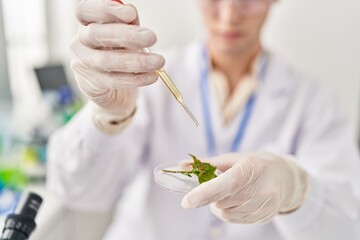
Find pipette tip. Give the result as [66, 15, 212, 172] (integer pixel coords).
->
[182, 103, 200, 127]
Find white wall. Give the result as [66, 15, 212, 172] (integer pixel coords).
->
[130, 0, 204, 50]
[46, 0, 78, 78]
[137, 0, 360, 134]
[49, 0, 360, 135]
[2, 0, 50, 137]
[263, 0, 360, 134]
[0, 1, 10, 100]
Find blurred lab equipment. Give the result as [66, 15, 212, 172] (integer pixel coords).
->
[34, 64, 83, 125]
[0, 192, 43, 240]
[0, 64, 83, 190]
[34, 65, 68, 92]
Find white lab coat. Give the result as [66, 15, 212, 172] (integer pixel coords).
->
[47, 41, 360, 240]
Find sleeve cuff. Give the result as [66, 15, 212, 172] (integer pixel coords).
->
[64, 103, 131, 155]
[274, 175, 325, 231]
[91, 102, 136, 135]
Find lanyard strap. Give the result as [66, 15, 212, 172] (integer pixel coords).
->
[200, 47, 268, 156]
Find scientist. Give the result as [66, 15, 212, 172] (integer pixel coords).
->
[47, 0, 360, 239]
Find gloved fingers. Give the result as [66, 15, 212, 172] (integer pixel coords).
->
[75, 71, 138, 113]
[213, 187, 258, 209]
[71, 39, 165, 73]
[182, 164, 248, 209]
[228, 210, 276, 224]
[213, 161, 270, 210]
[75, 74, 109, 99]
[74, 63, 158, 89]
[237, 208, 276, 224]
[209, 203, 258, 223]
[96, 50, 164, 73]
[215, 195, 272, 218]
[98, 71, 159, 89]
[76, 0, 138, 25]
[79, 23, 157, 50]
[210, 203, 232, 223]
[210, 195, 277, 224]
[181, 153, 282, 208]
[93, 89, 138, 114]
[235, 195, 278, 224]
[242, 211, 276, 224]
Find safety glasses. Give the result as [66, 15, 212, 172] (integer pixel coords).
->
[201, 0, 272, 14]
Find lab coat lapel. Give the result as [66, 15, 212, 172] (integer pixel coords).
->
[239, 54, 296, 152]
[187, 44, 294, 154]
[181, 43, 295, 155]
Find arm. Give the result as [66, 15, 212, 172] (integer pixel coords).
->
[273, 87, 360, 239]
[46, 99, 150, 211]
[47, 0, 164, 211]
[181, 87, 360, 239]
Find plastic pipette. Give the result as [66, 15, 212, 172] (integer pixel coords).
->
[113, 0, 199, 127]
[143, 48, 199, 127]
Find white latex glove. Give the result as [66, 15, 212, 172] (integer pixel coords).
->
[70, 0, 165, 133]
[181, 152, 308, 224]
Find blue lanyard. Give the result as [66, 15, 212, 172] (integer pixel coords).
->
[199, 48, 268, 156]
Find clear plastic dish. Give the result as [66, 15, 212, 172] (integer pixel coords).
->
[154, 162, 200, 194]
[154, 162, 221, 194]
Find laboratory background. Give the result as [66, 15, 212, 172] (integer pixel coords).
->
[0, 0, 359, 239]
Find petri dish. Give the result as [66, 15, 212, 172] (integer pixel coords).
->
[154, 162, 200, 194]
[154, 162, 221, 194]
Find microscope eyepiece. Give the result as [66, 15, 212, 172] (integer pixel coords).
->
[16, 193, 42, 220]
[1, 192, 43, 240]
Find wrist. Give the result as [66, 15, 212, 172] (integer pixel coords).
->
[279, 155, 309, 214]
[91, 102, 137, 135]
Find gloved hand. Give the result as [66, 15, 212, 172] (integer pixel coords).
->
[70, 0, 165, 132]
[181, 152, 308, 224]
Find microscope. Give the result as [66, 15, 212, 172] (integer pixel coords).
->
[0, 192, 42, 240]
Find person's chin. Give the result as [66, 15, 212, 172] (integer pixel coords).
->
[216, 40, 249, 54]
